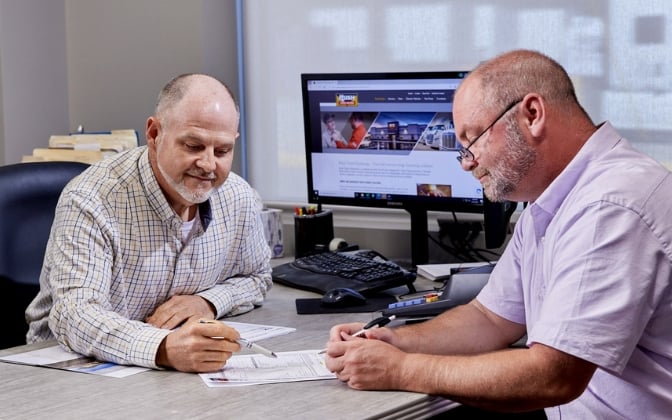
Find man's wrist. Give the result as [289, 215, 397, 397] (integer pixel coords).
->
[200, 296, 217, 318]
[155, 335, 171, 369]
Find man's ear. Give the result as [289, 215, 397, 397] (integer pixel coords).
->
[521, 93, 545, 138]
[146, 116, 160, 148]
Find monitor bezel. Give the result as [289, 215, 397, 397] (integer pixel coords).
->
[300, 70, 484, 215]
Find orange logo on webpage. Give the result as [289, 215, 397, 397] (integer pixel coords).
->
[335, 93, 358, 107]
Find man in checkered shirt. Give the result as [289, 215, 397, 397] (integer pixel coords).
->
[26, 74, 272, 373]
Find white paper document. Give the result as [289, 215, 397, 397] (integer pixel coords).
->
[0, 345, 150, 378]
[416, 261, 496, 281]
[0, 321, 296, 378]
[225, 321, 296, 342]
[200, 350, 336, 387]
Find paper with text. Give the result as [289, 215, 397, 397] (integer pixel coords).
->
[0, 321, 296, 378]
[225, 321, 296, 342]
[200, 350, 336, 387]
[0, 345, 149, 378]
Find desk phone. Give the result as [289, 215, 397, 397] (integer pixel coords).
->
[382, 264, 493, 318]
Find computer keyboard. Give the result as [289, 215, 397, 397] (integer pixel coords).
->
[272, 249, 416, 296]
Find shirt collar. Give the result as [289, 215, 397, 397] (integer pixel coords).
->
[529, 122, 622, 240]
[138, 147, 213, 231]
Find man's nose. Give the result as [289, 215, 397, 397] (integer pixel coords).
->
[459, 157, 477, 171]
[197, 150, 216, 171]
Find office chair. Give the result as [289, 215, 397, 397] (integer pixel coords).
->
[0, 161, 89, 349]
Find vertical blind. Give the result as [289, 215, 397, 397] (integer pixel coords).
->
[242, 0, 671, 204]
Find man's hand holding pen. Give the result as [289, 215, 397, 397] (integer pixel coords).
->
[325, 315, 396, 343]
[323, 315, 407, 390]
[199, 319, 277, 358]
[156, 318, 240, 373]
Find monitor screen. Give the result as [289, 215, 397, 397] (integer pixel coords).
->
[300, 71, 511, 265]
[301, 71, 483, 212]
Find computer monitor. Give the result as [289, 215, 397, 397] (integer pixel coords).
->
[300, 71, 514, 266]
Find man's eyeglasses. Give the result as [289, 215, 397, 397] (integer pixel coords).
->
[456, 98, 523, 164]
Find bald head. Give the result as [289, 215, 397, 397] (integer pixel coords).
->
[155, 73, 239, 123]
[453, 50, 598, 203]
[456, 50, 588, 119]
[146, 73, 240, 217]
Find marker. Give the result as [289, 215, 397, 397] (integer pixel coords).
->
[199, 320, 278, 358]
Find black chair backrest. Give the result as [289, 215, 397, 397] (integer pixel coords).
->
[0, 161, 89, 349]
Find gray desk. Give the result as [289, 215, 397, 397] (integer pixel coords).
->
[0, 272, 457, 419]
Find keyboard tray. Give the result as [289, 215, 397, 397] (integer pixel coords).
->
[272, 250, 416, 296]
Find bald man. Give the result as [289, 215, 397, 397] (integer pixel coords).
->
[27, 74, 272, 373]
[324, 50, 672, 418]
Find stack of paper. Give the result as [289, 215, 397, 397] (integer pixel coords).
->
[416, 264, 454, 281]
[22, 129, 138, 164]
[48, 129, 138, 152]
[25, 148, 106, 164]
[416, 261, 497, 281]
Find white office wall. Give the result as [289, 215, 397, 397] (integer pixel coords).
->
[65, 1, 203, 141]
[242, 0, 672, 206]
[65, 0, 239, 145]
[0, 0, 240, 172]
[0, 0, 69, 165]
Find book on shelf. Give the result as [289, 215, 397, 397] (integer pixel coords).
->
[22, 129, 139, 164]
[25, 148, 108, 164]
[48, 129, 138, 152]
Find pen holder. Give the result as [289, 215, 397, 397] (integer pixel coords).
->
[294, 209, 334, 258]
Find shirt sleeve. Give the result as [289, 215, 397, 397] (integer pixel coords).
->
[198, 204, 273, 318]
[476, 220, 527, 326]
[46, 190, 170, 368]
[480, 201, 668, 374]
[532, 202, 666, 373]
[194, 176, 272, 318]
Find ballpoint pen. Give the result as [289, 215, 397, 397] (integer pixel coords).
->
[319, 315, 396, 354]
[236, 337, 278, 358]
[199, 319, 278, 358]
[349, 314, 396, 338]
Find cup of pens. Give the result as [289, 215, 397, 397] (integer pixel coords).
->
[293, 206, 334, 258]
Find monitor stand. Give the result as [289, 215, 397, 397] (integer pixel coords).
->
[406, 207, 429, 267]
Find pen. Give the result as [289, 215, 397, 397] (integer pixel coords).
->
[318, 315, 396, 354]
[350, 315, 396, 338]
[237, 337, 278, 358]
[199, 319, 278, 358]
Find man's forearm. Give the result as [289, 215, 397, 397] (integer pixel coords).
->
[396, 344, 595, 412]
[393, 302, 524, 355]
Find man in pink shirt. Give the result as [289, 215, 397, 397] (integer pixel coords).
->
[324, 50, 672, 418]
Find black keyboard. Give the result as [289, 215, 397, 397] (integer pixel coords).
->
[272, 250, 416, 296]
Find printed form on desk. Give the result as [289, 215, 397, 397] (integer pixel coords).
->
[200, 350, 336, 387]
[0, 321, 295, 378]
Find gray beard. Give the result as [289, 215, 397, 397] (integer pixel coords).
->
[483, 119, 537, 202]
[157, 159, 214, 204]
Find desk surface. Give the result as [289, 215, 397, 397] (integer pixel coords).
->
[0, 272, 456, 419]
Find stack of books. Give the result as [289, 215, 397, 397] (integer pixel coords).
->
[22, 129, 138, 164]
